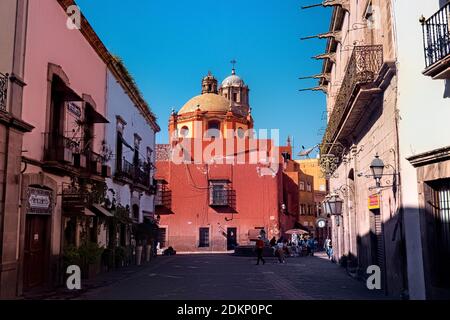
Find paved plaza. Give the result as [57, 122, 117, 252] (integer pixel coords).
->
[72, 253, 387, 300]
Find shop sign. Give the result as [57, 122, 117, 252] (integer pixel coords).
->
[27, 187, 53, 215]
[368, 194, 380, 210]
[67, 102, 81, 118]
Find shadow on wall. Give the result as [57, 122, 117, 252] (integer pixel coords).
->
[334, 206, 450, 300]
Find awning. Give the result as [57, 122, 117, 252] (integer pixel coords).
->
[85, 104, 109, 124]
[63, 206, 96, 217]
[53, 77, 83, 102]
[84, 208, 96, 217]
[91, 204, 114, 217]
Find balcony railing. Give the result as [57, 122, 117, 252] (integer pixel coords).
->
[87, 151, 102, 176]
[1, 72, 8, 112]
[322, 45, 383, 152]
[61, 183, 90, 212]
[116, 158, 151, 187]
[155, 184, 172, 209]
[422, 3, 450, 69]
[135, 165, 150, 187]
[118, 158, 135, 181]
[43, 133, 79, 163]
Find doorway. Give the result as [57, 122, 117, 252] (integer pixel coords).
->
[226, 227, 237, 250]
[23, 215, 49, 290]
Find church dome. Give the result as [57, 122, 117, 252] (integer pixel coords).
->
[221, 69, 244, 87]
[178, 93, 231, 114]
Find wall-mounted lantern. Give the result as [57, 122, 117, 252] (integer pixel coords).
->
[370, 154, 385, 187]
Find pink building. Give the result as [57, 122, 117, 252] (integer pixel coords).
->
[1, 0, 159, 297]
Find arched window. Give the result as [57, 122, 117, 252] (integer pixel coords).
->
[206, 120, 220, 138]
[237, 127, 245, 139]
[179, 126, 189, 137]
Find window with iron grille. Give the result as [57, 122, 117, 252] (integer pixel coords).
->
[158, 227, 167, 248]
[426, 179, 450, 287]
[209, 180, 232, 206]
[155, 180, 171, 209]
[199, 228, 210, 247]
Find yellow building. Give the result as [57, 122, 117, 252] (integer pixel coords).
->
[296, 158, 330, 246]
[295, 158, 327, 193]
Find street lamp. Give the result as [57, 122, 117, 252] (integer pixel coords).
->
[321, 195, 331, 216]
[322, 193, 343, 216]
[328, 193, 343, 216]
[370, 154, 385, 187]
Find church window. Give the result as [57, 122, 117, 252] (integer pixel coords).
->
[206, 120, 220, 138]
[237, 127, 245, 139]
[180, 126, 189, 137]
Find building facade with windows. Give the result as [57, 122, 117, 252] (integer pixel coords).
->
[311, 0, 449, 299]
[394, 0, 450, 299]
[155, 70, 289, 252]
[0, 0, 159, 298]
[103, 57, 160, 257]
[0, 0, 34, 299]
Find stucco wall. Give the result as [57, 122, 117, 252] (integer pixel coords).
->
[105, 70, 156, 221]
[392, 0, 450, 300]
[22, 0, 107, 160]
[156, 162, 283, 252]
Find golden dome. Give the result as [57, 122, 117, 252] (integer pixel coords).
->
[178, 93, 231, 114]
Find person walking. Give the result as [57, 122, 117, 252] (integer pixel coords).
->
[255, 235, 266, 265]
[276, 240, 286, 263]
[324, 238, 331, 259]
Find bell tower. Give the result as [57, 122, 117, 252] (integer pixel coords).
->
[219, 60, 250, 114]
[201, 71, 218, 94]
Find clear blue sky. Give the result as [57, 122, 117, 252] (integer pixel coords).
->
[77, 0, 331, 158]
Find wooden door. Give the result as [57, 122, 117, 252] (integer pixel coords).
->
[24, 215, 48, 290]
[227, 228, 237, 250]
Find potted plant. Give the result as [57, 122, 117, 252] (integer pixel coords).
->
[78, 241, 104, 279]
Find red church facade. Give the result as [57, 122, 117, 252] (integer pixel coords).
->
[155, 70, 297, 252]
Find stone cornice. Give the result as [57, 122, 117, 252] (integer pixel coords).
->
[407, 146, 450, 168]
[0, 111, 34, 133]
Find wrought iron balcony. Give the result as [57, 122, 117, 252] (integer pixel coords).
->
[155, 182, 172, 210]
[421, 3, 450, 78]
[321, 45, 383, 154]
[135, 165, 150, 187]
[61, 182, 90, 213]
[87, 151, 103, 176]
[0, 72, 8, 112]
[43, 132, 79, 164]
[116, 158, 135, 181]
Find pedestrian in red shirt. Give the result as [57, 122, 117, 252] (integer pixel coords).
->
[255, 236, 266, 265]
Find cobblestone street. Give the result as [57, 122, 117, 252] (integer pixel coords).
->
[77, 253, 386, 300]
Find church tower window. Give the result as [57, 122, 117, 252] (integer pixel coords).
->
[207, 120, 220, 138]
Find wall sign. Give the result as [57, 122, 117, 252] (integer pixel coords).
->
[27, 187, 53, 215]
[67, 102, 81, 118]
[368, 194, 380, 210]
